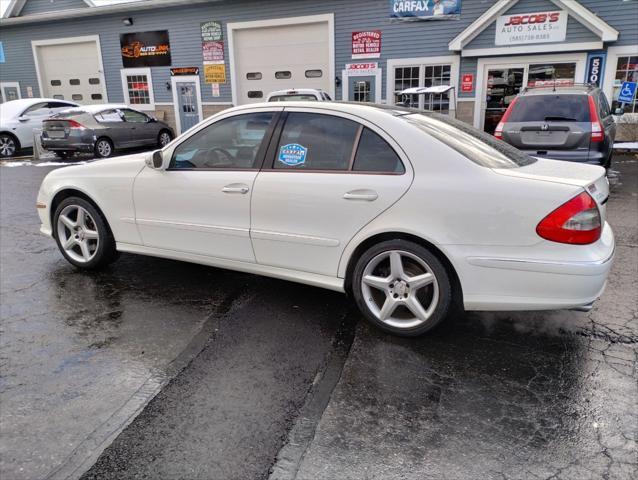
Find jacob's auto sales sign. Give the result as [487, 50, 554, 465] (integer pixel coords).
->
[495, 11, 567, 45]
[120, 30, 171, 67]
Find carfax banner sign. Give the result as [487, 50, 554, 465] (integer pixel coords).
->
[120, 30, 171, 67]
[390, 0, 461, 20]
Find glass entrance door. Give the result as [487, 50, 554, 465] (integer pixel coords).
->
[483, 67, 524, 134]
[349, 76, 375, 102]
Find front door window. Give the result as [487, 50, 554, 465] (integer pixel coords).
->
[483, 68, 524, 134]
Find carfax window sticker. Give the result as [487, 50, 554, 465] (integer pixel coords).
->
[278, 143, 308, 167]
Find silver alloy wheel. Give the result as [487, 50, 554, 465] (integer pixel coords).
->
[361, 250, 439, 329]
[57, 205, 100, 263]
[96, 139, 112, 157]
[159, 132, 171, 147]
[0, 136, 16, 157]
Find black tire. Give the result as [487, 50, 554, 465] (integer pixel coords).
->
[158, 129, 172, 148]
[0, 133, 19, 159]
[94, 137, 114, 158]
[53, 196, 118, 270]
[351, 239, 453, 337]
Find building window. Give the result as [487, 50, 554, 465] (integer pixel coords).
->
[423, 65, 451, 112]
[612, 56, 638, 113]
[246, 72, 262, 80]
[50, 80, 62, 86]
[527, 63, 576, 87]
[394, 66, 420, 107]
[89, 78, 100, 85]
[275, 71, 292, 79]
[305, 69, 323, 78]
[72, 94, 83, 101]
[247, 91, 263, 99]
[120, 68, 155, 111]
[70, 79, 81, 86]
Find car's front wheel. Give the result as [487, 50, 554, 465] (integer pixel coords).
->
[0, 133, 18, 158]
[94, 138, 113, 158]
[53, 197, 118, 269]
[352, 240, 452, 336]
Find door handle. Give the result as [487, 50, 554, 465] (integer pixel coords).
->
[343, 190, 378, 201]
[222, 184, 249, 194]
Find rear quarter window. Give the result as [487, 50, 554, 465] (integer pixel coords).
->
[508, 94, 591, 122]
[406, 112, 536, 169]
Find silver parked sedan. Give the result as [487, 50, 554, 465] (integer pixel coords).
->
[41, 104, 174, 159]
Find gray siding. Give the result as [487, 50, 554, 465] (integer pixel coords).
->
[1, 0, 636, 105]
[21, 0, 89, 16]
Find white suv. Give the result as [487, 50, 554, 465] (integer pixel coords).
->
[266, 89, 332, 102]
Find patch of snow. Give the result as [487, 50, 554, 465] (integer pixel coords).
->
[0, 161, 89, 168]
[613, 142, 638, 150]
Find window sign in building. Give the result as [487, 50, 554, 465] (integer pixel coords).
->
[120, 30, 171, 67]
[352, 31, 381, 59]
[495, 11, 567, 46]
[390, 0, 461, 21]
[201, 21, 224, 64]
[0, 42, 5, 64]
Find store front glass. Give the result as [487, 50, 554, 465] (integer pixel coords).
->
[484, 67, 524, 134]
[611, 56, 638, 113]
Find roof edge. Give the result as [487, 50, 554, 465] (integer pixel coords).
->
[448, 0, 619, 51]
[2, 0, 220, 23]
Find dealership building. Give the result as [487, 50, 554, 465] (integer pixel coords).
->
[0, 0, 636, 135]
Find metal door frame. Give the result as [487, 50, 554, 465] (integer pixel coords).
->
[342, 67, 382, 103]
[171, 75, 203, 134]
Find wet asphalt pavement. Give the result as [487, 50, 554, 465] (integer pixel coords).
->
[1, 155, 637, 480]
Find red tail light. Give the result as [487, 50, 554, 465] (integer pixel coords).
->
[588, 96, 604, 143]
[536, 191, 602, 245]
[494, 97, 518, 140]
[66, 119, 86, 129]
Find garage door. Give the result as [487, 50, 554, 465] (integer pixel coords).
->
[234, 21, 331, 104]
[35, 41, 106, 104]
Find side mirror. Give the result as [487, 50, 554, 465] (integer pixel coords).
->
[614, 107, 624, 116]
[149, 116, 157, 123]
[18, 115, 28, 122]
[145, 150, 165, 169]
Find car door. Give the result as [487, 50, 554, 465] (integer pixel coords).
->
[133, 108, 280, 262]
[16, 102, 52, 147]
[250, 109, 413, 277]
[94, 109, 131, 148]
[120, 108, 157, 147]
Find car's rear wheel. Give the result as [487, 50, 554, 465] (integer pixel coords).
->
[94, 138, 113, 158]
[158, 130, 172, 148]
[352, 240, 452, 336]
[0, 133, 18, 158]
[54, 197, 118, 269]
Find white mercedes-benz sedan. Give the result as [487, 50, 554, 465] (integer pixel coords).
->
[37, 102, 615, 336]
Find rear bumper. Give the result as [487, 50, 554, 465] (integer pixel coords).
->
[41, 139, 95, 153]
[41, 131, 96, 153]
[451, 223, 615, 311]
[523, 149, 606, 165]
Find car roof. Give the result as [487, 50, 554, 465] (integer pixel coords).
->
[521, 85, 599, 96]
[0, 98, 79, 118]
[60, 103, 129, 114]
[267, 89, 324, 96]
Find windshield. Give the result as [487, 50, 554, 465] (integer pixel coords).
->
[404, 112, 536, 169]
[269, 95, 318, 102]
[508, 94, 590, 122]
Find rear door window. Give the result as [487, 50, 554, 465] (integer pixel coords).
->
[353, 128, 404, 173]
[508, 94, 590, 122]
[274, 112, 359, 170]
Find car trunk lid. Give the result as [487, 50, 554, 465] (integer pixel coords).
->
[493, 157, 609, 220]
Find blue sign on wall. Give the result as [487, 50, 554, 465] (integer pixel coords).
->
[0, 42, 5, 64]
[585, 52, 606, 87]
[390, 0, 461, 20]
[617, 81, 637, 104]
